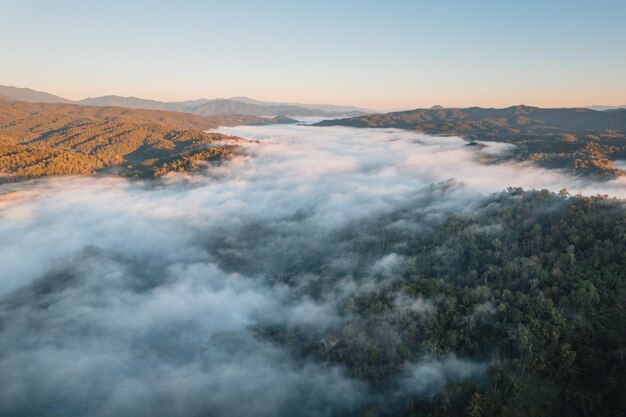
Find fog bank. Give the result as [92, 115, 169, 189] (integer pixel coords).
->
[1, 124, 624, 416]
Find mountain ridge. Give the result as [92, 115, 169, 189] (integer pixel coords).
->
[0, 85, 73, 104]
[315, 105, 626, 178]
[0, 85, 369, 117]
[587, 104, 626, 111]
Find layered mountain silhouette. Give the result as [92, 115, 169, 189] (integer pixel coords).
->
[587, 105, 626, 111]
[0, 85, 369, 117]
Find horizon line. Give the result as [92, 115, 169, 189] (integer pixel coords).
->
[2, 83, 625, 112]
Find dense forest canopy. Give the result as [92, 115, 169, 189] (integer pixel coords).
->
[269, 188, 626, 416]
[1, 181, 624, 416]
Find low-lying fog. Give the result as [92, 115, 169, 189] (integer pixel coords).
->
[1, 124, 624, 416]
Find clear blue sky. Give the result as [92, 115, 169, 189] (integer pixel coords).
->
[1, 0, 625, 109]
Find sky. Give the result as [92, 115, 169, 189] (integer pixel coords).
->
[1, 0, 625, 110]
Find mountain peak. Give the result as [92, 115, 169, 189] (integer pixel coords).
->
[0, 85, 72, 104]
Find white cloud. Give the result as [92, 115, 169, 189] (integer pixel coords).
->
[1, 123, 624, 416]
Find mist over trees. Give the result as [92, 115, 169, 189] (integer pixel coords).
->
[316, 106, 626, 179]
[0, 124, 625, 416]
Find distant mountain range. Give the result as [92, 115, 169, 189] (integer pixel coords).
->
[0, 85, 73, 104]
[587, 105, 626, 112]
[0, 85, 370, 117]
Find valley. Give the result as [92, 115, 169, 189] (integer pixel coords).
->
[316, 106, 626, 178]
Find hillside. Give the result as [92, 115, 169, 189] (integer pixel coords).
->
[316, 106, 626, 178]
[0, 100, 292, 182]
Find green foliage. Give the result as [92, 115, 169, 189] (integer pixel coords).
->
[260, 190, 626, 416]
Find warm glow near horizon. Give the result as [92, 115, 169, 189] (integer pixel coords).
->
[2, 0, 625, 110]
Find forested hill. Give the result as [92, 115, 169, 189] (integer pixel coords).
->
[0, 100, 294, 183]
[316, 106, 626, 178]
[316, 106, 626, 133]
[257, 188, 626, 417]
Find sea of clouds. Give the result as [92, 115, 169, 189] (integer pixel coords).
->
[1, 124, 625, 416]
